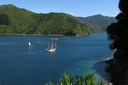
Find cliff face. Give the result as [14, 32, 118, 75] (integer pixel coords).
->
[106, 0, 128, 85]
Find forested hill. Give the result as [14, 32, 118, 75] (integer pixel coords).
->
[0, 4, 91, 36]
[74, 14, 117, 33]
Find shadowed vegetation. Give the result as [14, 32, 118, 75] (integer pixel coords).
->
[106, 0, 128, 84]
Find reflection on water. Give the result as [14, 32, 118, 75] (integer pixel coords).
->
[0, 34, 113, 85]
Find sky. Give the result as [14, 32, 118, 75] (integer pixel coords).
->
[0, 0, 120, 17]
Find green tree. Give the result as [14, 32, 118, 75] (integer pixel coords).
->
[45, 72, 102, 85]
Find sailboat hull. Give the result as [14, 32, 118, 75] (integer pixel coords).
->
[46, 40, 57, 52]
[46, 48, 56, 52]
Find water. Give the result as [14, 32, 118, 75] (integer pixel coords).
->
[0, 33, 113, 85]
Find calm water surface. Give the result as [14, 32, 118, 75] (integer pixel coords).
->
[0, 33, 113, 85]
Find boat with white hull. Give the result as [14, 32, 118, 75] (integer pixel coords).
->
[46, 48, 56, 52]
[28, 42, 31, 47]
[46, 40, 57, 52]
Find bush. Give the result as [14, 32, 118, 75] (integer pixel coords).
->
[45, 72, 103, 85]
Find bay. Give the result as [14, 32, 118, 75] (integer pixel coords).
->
[0, 33, 113, 85]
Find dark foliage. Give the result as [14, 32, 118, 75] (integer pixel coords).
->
[0, 14, 9, 25]
[106, 0, 128, 84]
[107, 0, 128, 55]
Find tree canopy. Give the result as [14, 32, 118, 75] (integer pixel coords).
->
[107, 0, 128, 84]
[107, 0, 128, 61]
[0, 4, 91, 36]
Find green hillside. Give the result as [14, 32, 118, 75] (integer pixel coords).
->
[0, 4, 91, 36]
[75, 14, 117, 33]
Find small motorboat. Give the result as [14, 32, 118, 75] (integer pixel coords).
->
[28, 42, 31, 47]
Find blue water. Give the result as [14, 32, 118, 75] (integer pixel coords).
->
[0, 33, 113, 85]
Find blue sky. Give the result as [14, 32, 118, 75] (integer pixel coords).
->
[0, 0, 120, 17]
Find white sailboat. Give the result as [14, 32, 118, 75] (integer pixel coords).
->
[46, 40, 57, 52]
[28, 42, 31, 47]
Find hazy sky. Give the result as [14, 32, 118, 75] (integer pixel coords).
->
[0, 0, 120, 17]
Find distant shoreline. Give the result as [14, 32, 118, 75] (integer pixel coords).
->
[0, 33, 93, 36]
[0, 34, 64, 36]
[0, 33, 107, 37]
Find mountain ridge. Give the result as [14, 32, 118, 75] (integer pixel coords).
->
[0, 4, 92, 36]
[0, 4, 116, 36]
[69, 14, 117, 33]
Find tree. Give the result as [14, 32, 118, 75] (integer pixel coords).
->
[106, 0, 128, 84]
[45, 72, 102, 85]
[107, 0, 128, 61]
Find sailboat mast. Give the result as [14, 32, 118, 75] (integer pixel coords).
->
[54, 40, 57, 48]
[48, 42, 49, 49]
